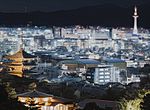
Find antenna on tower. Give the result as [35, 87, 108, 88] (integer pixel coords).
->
[134, 6, 137, 15]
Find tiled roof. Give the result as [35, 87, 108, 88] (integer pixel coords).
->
[5, 48, 36, 59]
[59, 59, 100, 65]
[17, 90, 54, 98]
[17, 90, 72, 103]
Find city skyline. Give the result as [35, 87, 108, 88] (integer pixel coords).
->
[0, 1, 150, 110]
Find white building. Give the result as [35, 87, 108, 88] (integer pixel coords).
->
[94, 65, 120, 85]
[122, 74, 141, 85]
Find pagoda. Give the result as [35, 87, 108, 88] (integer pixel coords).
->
[3, 48, 37, 77]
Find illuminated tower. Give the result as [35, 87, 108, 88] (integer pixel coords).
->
[133, 6, 138, 35]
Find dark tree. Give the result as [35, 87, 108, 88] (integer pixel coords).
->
[141, 94, 150, 110]
[140, 64, 150, 75]
[83, 102, 102, 110]
[140, 64, 150, 88]
[0, 85, 27, 110]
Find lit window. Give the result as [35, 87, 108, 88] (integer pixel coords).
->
[105, 76, 110, 78]
[100, 76, 104, 78]
[105, 68, 109, 71]
[105, 72, 110, 75]
[100, 80, 104, 82]
[99, 72, 104, 75]
[105, 79, 110, 82]
[87, 76, 91, 78]
[99, 69, 104, 71]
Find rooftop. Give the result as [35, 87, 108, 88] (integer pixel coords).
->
[104, 58, 125, 63]
[59, 59, 101, 65]
[5, 48, 36, 59]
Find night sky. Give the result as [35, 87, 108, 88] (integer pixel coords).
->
[0, 0, 150, 27]
[0, 0, 149, 12]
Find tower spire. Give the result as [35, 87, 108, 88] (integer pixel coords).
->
[133, 6, 138, 35]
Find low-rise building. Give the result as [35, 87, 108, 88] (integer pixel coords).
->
[94, 65, 120, 85]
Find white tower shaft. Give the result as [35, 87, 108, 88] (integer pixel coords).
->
[133, 6, 138, 35]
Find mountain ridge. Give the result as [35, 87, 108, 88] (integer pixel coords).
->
[0, 3, 149, 28]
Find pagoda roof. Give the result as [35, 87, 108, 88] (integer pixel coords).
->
[17, 90, 53, 98]
[22, 49, 36, 58]
[5, 48, 36, 59]
[17, 90, 72, 103]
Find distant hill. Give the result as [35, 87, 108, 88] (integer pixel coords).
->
[0, 3, 150, 28]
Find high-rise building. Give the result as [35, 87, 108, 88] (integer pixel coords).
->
[133, 6, 139, 35]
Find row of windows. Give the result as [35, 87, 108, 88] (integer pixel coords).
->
[99, 76, 110, 78]
[99, 79, 110, 82]
[98, 68, 110, 71]
[99, 72, 110, 75]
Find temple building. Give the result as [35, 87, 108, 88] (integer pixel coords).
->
[17, 90, 75, 110]
[3, 48, 37, 77]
